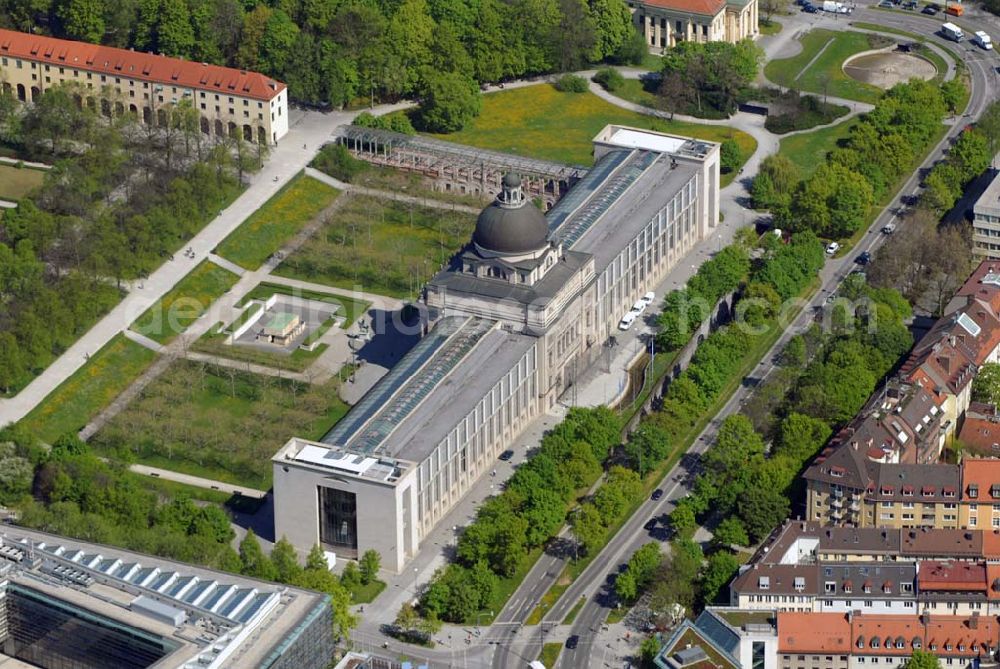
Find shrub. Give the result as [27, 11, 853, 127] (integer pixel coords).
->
[593, 68, 625, 93]
[310, 143, 368, 183]
[554, 74, 589, 93]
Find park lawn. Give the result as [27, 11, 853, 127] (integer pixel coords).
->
[759, 20, 782, 35]
[18, 334, 157, 443]
[273, 194, 477, 299]
[90, 360, 350, 490]
[216, 173, 340, 269]
[764, 29, 887, 104]
[612, 78, 660, 111]
[538, 643, 562, 668]
[0, 164, 45, 201]
[346, 579, 387, 604]
[131, 261, 239, 344]
[424, 85, 757, 181]
[779, 118, 859, 179]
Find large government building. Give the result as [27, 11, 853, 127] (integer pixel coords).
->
[273, 125, 721, 572]
[0, 28, 288, 144]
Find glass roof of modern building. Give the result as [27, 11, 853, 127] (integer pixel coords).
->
[548, 150, 661, 248]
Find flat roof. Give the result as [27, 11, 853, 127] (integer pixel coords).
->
[975, 169, 1000, 213]
[264, 312, 298, 331]
[608, 128, 688, 153]
[568, 151, 700, 273]
[0, 527, 328, 669]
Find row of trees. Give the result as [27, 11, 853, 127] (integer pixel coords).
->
[753, 79, 955, 239]
[0, 84, 244, 394]
[0, 0, 643, 110]
[921, 128, 991, 214]
[420, 406, 620, 622]
[656, 243, 750, 350]
[664, 275, 912, 612]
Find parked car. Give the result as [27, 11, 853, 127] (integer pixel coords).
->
[498, 449, 514, 461]
[618, 312, 637, 331]
[644, 517, 658, 531]
[630, 299, 647, 315]
[651, 488, 664, 501]
[803, 3, 818, 11]
[825, 241, 841, 255]
[921, 4, 938, 14]
[856, 251, 872, 265]
[878, 1, 894, 7]
[566, 635, 580, 650]
[640, 291, 656, 307]
[882, 221, 896, 234]
[902, 0, 917, 8]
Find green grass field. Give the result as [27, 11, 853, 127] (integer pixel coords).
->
[91, 360, 349, 489]
[538, 643, 562, 668]
[131, 261, 239, 344]
[425, 85, 757, 183]
[778, 118, 859, 179]
[274, 194, 477, 298]
[18, 334, 157, 443]
[760, 20, 783, 35]
[0, 164, 45, 201]
[216, 173, 340, 269]
[764, 29, 889, 104]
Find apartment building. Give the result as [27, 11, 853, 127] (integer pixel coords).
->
[777, 612, 998, 669]
[0, 28, 288, 144]
[973, 170, 1000, 260]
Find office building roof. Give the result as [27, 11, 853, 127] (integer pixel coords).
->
[0, 527, 329, 669]
[635, 0, 726, 16]
[0, 29, 285, 101]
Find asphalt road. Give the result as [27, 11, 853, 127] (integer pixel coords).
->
[504, 7, 999, 669]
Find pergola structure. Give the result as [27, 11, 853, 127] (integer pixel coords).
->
[335, 125, 588, 209]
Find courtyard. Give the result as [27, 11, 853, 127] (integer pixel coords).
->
[273, 193, 478, 299]
[90, 360, 351, 490]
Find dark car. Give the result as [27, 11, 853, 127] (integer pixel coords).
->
[566, 635, 580, 650]
[644, 517, 658, 531]
[856, 251, 872, 265]
[803, 4, 818, 12]
[921, 4, 938, 13]
[651, 488, 664, 501]
[498, 449, 514, 461]
[902, 0, 917, 8]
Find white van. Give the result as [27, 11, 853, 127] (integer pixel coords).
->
[618, 312, 637, 330]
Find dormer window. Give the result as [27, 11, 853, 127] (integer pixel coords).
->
[970, 485, 979, 499]
[843, 581, 853, 593]
[864, 583, 872, 594]
[758, 576, 770, 590]
[794, 576, 805, 592]
[872, 639, 880, 649]
[944, 487, 956, 498]
[883, 582, 892, 594]
[903, 485, 914, 497]
[881, 486, 894, 496]
[991, 484, 1000, 499]
[923, 486, 936, 497]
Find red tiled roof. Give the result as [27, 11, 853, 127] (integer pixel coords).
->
[780, 613, 998, 658]
[636, 0, 726, 16]
[960, 422, 1000, 460]
[918, 561, 987, 592]
[0, 29, 284, 101]
[962, 459, 1000, 502]
[777, 612, 851, 654]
